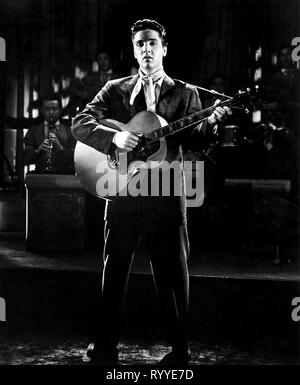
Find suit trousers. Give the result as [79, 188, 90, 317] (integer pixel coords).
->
[94, 213, 190, 351]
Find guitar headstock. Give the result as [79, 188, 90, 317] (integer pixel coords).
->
[229, 85, 267, 113]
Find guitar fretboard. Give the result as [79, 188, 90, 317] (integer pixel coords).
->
[144, 100, 228, 143]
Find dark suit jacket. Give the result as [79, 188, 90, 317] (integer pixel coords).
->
[23, 122, 76, 174]
[72, 74, 209, 225]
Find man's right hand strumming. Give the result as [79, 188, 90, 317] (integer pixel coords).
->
[112, 131, 141, 151]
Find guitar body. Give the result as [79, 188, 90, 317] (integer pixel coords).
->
[74, 110, 168, 199]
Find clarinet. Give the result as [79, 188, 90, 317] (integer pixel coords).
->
[44, 122, 56, 172]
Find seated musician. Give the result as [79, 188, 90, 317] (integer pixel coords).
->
[23, 94, 76, 174]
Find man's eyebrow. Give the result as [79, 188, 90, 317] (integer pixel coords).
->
[135, 38, 159, 43]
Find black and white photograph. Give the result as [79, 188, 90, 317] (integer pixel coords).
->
[0, 0, 299, 375]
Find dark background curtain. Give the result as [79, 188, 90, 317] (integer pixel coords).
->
[0, 0, 299, 184]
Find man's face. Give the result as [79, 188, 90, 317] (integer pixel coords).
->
[278, 47, 293, 69]
[211, 77, 225, 93]
[97, 52, 111, 72]
[42, 100, 60, 123]
[132, 29, 167, 74]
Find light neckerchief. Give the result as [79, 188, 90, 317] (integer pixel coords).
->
[129, 68, 165, 112]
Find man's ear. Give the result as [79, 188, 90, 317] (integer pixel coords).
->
[132, 43, 137, 59]
[163, 46, 168, 57]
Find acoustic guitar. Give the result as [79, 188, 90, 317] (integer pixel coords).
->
[74, 90, 252, 200]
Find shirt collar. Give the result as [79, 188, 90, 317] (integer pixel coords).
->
[129, 68, 165, 106]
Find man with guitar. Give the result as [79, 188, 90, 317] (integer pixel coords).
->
[72, 19, 231, 365]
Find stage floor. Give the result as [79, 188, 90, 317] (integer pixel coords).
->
[0, 231, 299, 282]
[0, 333, 298, 365]
[0, 231, 299, 366]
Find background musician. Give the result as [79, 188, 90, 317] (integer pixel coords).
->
[23, 95, 76, 174]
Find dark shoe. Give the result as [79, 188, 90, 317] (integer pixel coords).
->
[158, 350, 191, 365]
[85, 343, 119, 365]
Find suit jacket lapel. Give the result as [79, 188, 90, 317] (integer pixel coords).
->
[37, 124, 46, 145]
[122, 74, 139, 99]
[159, 75, 176, 100]
[56, 122, 65, 143]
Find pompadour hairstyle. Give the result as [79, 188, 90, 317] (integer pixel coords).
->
[131, 19, 168, 46]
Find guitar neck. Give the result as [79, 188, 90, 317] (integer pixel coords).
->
[145, 99, 230, 142]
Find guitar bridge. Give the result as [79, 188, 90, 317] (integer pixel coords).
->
[108, 154, 119, 169]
